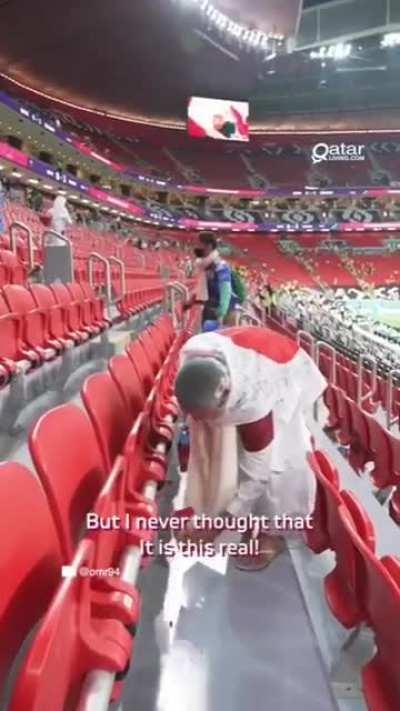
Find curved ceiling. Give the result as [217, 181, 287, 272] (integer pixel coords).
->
[0, 0, 278, 126]
[1, 0, 399, 135]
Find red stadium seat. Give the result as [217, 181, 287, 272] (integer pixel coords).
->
[0, 249, 26, 284]
[139, 328, 162, 375]
[323, 385, 340, 430]
[308, 451, 375, 627]
[347, 398, 371, 472]
[80, 282, 109, 328]
[0, 462, 62, 691]
[108, 354, 146, 420]
[82, 372, 132, 470]
[0, 257, 9, 287]
[30, 404, 106, 559]
[335, 389, 353, 446]
[30, 283, 76, 348]
[340, 506, 400, 711]
[389, 487, 400, 526]
[307, 450, 340, 554]
[2, 284, 56, 363]
[0, 292, 25, 383]
[50, 282, 90, 343]
[66, 282, 102, 335]
[363, 412, 400, 489]
[126, 339, 155, 395]
[10, 539, 132, 711]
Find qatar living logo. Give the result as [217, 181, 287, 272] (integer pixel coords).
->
[311, 142, 365, 165]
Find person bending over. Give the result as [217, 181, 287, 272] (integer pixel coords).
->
[174, 326, 326, 571]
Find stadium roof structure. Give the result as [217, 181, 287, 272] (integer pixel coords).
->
[1, 0, 400, 134]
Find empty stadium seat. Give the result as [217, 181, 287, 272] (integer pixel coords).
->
[3, 284, 56, 363]
[363, 412, 400, 489]
[50, 283, 91, 343]
[0, 462, 62, 695]
[340, 506, 400, 711]
[108, 354, 146, 420]
[30, 404, 107, 559]
[66, 282, 102, 335]
[139, 328, 163, 375]
[0, 257, 9, 287]
[0, 292, 28, 384]
[29, 283, 76, 348]
[82, 372, 133, 471]
[80, 282, 109, 328]
[307, 450, 340, 554]
[126, 339, 155, 396]
[346, 398, 371, 472]
[10, 538, 132, 711]
[0, 249, 26, 284]
[308, 451, 375, 627]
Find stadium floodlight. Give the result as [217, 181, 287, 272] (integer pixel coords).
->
[176, 0, 284, 50]
[381, 32, 400, 48]
[310, 43, 352, 61]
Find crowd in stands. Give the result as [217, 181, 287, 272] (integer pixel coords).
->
[277, 286, 400, 373]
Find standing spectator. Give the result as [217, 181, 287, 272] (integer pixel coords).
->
[199, 232, 240, 326]
[47, 195, 73, 236]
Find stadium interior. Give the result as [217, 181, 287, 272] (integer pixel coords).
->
[1, 0, 400, 710]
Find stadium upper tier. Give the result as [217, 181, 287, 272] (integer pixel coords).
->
[30, 128, 400, 190]
[1, 87, 400, 197]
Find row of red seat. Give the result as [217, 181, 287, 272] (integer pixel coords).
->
[0, 247, 26, 286]
[324, 385, 400, 524]
[0, 279, 170, 388]
[274, 309, 400, 425]
[318, 348, 400, 421]
[307, 450, 400, 711]
[4, 202, 183, 278]
[116, 282, 165, 319]
[0, 281, 108, 386]
[265, 314, 400, 533]
[0, 307, 200, 709]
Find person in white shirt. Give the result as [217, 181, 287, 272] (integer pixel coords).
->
[47, 196, 73, 240]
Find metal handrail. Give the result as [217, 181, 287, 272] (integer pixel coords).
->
[42, 229, 73, 251]
[251, 300, 267, 325]
[88, 253, 112, 310]
[386, 369, 400, 431]
[108, 256, 126, 297]
[237, 305, 263, 326]
[357, 353, 377, 407]
[171, 281, 190, 301]
[167, 282, 190, 329]
[296, 330, 316, 360]
[10, 221, 35, 272]
[315, 341, 337, 385]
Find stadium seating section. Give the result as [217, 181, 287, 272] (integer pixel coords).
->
[1, 296, 400, 708]
[1, 165, 400, 708]
[227, 233, 400, 288]
[54, 119, 399, 188]
[1, 302, 201, 709]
